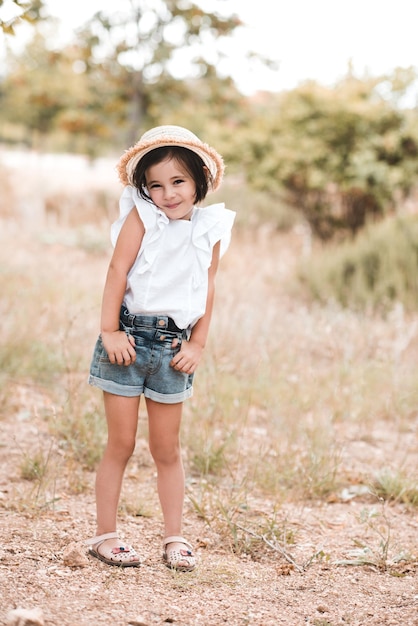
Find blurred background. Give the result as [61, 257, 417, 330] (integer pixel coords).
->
[1, 0, 418, 250]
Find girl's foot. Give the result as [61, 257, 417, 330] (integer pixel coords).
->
[163, 535, 196, 572]
[86, 532, 140, 567]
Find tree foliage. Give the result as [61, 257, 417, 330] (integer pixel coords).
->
[0, 1, 246, 154]
[0, 33, 118, 154]
[0, 0, 44, 34]
[75, 0, 243, 143]
[240, 71, 418, 239]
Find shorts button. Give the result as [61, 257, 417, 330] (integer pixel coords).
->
[158, 320, 165, 326]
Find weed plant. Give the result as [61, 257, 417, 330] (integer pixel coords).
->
[335, 501, 412, 571]
[298, 215, 418, 312]
[372, 468, 418, 506]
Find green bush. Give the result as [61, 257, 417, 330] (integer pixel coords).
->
[298, 215, 418, 312]
[239, 72, 418, 240]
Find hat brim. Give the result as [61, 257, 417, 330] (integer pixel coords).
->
[117, 136, 224, 191]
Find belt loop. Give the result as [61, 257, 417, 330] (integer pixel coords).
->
[128, 313, 135, 326]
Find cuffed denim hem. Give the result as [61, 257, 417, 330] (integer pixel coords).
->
[88, 375, 143, 398]
[88, 375, 194, 403]
[144, 386, 194, 404]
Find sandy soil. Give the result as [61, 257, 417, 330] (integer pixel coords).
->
[0, 388, 417, 626]
[0, 466, 418, 626]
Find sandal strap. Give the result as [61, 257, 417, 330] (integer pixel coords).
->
[163, 535, 193, 551]
[85, 532, 118, 547]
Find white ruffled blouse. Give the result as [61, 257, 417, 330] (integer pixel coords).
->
[111, 186, 236, 329]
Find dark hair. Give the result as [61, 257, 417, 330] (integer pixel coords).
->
[132, 146, 211, 204]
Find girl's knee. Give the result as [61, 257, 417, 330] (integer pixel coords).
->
[107, 436, 136, 461]
[149, 441, 181, 466]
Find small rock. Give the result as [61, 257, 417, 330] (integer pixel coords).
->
[316, 605, 329, 613]
[62, 542, 89, 567]
[6, 608, 44, 626]
[276, 563, 294, 576]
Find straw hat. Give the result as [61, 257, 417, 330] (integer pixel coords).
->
[117, 125, 224, 191]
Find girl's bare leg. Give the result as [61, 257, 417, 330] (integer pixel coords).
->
[94, 392, 140, 555]
[146, 398, 193, 568]
[146, 398, 184, 535]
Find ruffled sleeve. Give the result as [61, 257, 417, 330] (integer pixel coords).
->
[110, 185, 135, 246]
[191, 203, 236, 287]
[110, 186, 169, 274]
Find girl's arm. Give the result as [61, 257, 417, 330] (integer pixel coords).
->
[100, 207, 145, 365]
[170, 241, 221, 374]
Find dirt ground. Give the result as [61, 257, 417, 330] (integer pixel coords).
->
[0, 397, 417, 626]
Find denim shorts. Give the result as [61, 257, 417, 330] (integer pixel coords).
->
[88, 308, 194, 403]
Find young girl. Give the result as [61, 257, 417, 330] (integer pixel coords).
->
[86, 125, 235, 571]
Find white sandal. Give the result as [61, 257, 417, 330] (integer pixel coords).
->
[85, 532, 140, 567]
[163, 535, 196, 572]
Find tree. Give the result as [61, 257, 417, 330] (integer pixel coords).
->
[0, 1, 265, 157]
[0, 27, 246, 156]
[240, 71, 418, 240]
[76, 0, 243, 144]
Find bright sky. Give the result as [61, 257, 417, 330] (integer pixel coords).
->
[228, 0, 418, 94]
[1, 0, 417, 95]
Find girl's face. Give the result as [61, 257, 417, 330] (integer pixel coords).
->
[145, 157, 197, 220]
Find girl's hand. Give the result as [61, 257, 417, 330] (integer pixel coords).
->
[101, 331, 136, 366]
[170, 339, 203, 374]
